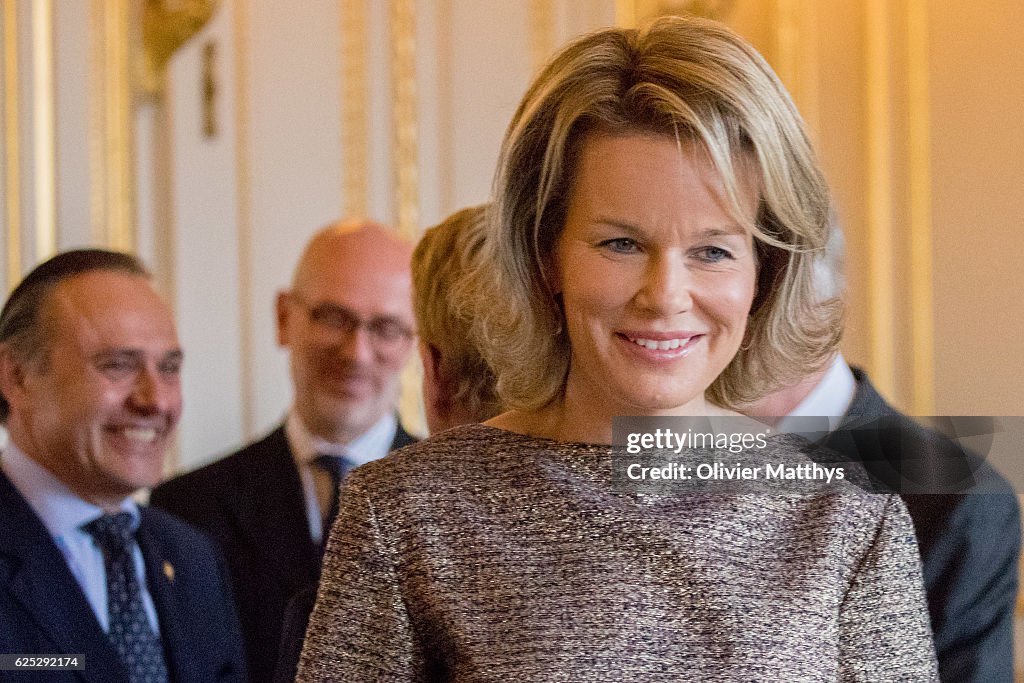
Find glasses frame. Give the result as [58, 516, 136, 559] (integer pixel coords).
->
[287, 292, 416, 352]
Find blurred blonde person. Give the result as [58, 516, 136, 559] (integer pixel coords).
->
[413, 205, 504, 432]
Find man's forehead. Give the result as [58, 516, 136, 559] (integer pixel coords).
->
[300, 266, 413, 318]
[47, 273, 180, 347]
[294, 235, 413, 317]
[294, 224, 413, 284]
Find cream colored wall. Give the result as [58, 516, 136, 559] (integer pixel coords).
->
[929, 2, 1024, 416]
[710, 1, 1023, 419]
[148, 0, 612, 468]
[3, 0, 1024, 669]
[2, 2, 1022, 461]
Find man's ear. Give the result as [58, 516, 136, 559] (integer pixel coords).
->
[275, 292, 291, 347]
[0, 345, 32, 417]
[419, 341, 449, 430]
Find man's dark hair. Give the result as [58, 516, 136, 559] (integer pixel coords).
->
[0, 249, 150, 421]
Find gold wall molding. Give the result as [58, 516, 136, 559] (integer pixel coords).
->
[864, 0, 896, 397]
[89, 0, 134, 251]
[616, 0, 736, 27]
[233, 0, 255, 437]
[139, 0, 218, 96]
[391, 0, 418, 239]
[772, 0, 819, 137]
[529, 0, 556, 74]
[3, 0, 22, 288]
[32, 0, 55, 259]
[906, 0, 935, 415]
[390, 0, 424, 435]
[340, 0, 369, 218]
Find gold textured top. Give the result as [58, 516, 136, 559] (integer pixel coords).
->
[298, 424, 938, 682]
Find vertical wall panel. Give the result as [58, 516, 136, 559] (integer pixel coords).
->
[2, 0, 20, 290]
[929, 0, 1024, 415]
[166, 3, 244, 467]
[53, 0, 90, 248]
[246, 0, 343, 436]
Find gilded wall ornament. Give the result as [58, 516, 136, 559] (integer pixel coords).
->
[139, 0, 219, 95]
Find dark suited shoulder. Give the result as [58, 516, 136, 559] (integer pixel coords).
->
[847, 368, 1020, 683]
[139, 507, 248, 682]
[391, 423, 418, 451]
[150, 426, 314, 683]
[150, 427, 291, 526]
[151, 421, 418, 683]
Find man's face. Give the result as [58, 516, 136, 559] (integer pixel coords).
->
[278, 238, 415, 443]
[10, 271, 183, 509]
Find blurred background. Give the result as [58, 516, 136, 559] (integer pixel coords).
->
[2, 0, 1023, 667]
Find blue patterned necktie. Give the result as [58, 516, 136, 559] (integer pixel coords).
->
[82, 512, 170, 683]
[315, 454, 355, 540]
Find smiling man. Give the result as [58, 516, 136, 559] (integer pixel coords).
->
[0, 249, 246, 682]
[151, 220, 418, 683]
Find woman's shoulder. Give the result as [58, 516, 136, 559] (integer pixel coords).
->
[350, 423, 556, 484]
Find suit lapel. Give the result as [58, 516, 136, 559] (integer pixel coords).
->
[235, 428, 321, 585]
[138, 513, 191, 682]
[0, 473, 126, 683]
[232, 422, 417, 586]
[845, 368, 897, 418]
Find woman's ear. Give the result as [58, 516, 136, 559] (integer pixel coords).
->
[419, 342, 442, 391]
[543, 254, 562, 296]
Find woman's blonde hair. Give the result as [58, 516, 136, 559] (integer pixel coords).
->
[463, 15, 842, 411]
[413, 205, 503, 423]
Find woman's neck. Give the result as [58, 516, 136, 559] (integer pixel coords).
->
[486, 388, 735, 446]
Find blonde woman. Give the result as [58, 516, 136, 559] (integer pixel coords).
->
[299, 17, 937, 681]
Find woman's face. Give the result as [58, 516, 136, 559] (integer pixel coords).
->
[553, 132, 758, 418]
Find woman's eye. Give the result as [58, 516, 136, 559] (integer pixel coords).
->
[599, 238, 640, 254]
[695, 246, 734, 263]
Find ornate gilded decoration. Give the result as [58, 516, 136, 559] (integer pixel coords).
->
[391, 0, 418, 239]
[390, 0, 425, 436]
[31, 0, 55, 259]
[3, 0, 22, 287]
[865, 0, 896, 397]
[906, 0, 935, 415]
[617, 0, 736, 26]
[528, 0, 555, 74]
[90, 0, 134, 251]
[139, 0, 218, 96]
[202, 41, 217, 137]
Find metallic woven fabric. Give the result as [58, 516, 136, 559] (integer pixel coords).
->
[298, 424, 938, 682]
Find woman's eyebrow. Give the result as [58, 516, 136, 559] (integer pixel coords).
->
[592, 217, 747, 238]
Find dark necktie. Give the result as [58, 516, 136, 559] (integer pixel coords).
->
[314, 454, 355, 539]
[82, 512, 170, 683]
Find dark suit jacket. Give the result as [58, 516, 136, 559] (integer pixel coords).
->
[149, 422, 416, 683]
[838, 370, 1019, 683]
[0, 471, 247, 683]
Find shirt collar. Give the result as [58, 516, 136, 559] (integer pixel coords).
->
[0, 439, 140, 540]
[285, 410, 398, 468]
[776, 353, 857, 433]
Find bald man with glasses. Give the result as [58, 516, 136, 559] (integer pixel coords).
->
[151, 221, 418, 683]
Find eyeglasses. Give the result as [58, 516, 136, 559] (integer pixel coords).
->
[288, 293, 415, 350]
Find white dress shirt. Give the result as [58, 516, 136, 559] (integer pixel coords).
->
[0, 441, 160, 634]
[285, 411, 398, 544]
[775, 353, 858, 434]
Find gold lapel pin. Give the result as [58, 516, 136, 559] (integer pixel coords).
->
[163, 560, 175, 582]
